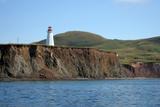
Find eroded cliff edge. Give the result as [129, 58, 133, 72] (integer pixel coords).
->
[0, 45, 159, 80]
[0, 45, 126, 80]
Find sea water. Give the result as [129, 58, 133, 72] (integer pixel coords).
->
[0, 79, 160, 107]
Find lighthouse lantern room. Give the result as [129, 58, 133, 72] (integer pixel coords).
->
[46, 26, 54, 46]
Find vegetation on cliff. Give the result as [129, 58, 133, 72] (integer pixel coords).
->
[37, 31, 160, 64]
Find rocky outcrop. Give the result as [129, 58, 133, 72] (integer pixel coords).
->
[131, 62, 160, 77]
[0, 44, 126, 80]
[122, 62, 160, 77]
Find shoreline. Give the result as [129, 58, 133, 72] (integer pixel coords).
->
[0, 77, 159, 82]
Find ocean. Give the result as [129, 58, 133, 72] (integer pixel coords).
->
[0, 79, 160, 107]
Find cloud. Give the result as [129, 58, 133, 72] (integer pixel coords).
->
[114, 0, 149, 4]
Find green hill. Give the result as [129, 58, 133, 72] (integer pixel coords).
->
[55, 31, 106, 47]
[38, 31, 106, 47]
[36, 31, 160, 64]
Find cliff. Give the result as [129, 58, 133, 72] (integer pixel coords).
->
[0, 44, 126, 80]
[122, 62, 160, 78]
[0, 44, 160, 80]
[132, 62, 160, 77]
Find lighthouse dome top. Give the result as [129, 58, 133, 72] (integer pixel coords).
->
[48, 26, 52, 32]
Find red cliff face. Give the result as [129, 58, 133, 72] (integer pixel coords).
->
[0, 45, 125, 80]
[122, 62, 160, 78]
[131, 62, 160, 77]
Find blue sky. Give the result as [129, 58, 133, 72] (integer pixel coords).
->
[0, 0, 160, 43]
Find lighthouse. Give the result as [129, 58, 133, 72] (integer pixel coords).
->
[46, 26, 54, 46]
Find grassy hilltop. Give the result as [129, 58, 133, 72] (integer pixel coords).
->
[38, 31, 160, 64]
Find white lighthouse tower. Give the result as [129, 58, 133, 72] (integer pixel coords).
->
[46, 26, 54, 46]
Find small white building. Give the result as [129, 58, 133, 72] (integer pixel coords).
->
[46, 26, 54, 46]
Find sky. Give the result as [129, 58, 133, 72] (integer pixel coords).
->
[0, 0, 160, 43]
